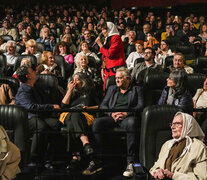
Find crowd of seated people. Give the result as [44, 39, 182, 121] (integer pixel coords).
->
[0, 2, 207, 179]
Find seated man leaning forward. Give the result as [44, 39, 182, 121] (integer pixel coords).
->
[150, 112, 207, 180]
[15, 66, 60, 167]
[90, 67, 144, 177]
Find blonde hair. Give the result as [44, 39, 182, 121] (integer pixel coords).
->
[20, 58, 31, 67]
[25, 39, 37, 50]
[40, 51, 53, 64]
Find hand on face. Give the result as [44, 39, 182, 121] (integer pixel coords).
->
[67, 81, 77, 92]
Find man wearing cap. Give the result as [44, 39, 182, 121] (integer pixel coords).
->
[126, 40, 144, 70]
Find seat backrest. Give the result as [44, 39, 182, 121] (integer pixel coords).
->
[139, 105, 181, 176]
[176, 45, 195, 60]
[134, 58, 144, 66]
[14, 55, 37, 71]
[187, 73, 206, 95]
[0, 54, 7, 75]
[0, 105, 29, 167]
[35, 74, 63, 104]
[54, 55, 66, 79]
[1, 35, 13, 42]
[144, 72, 169, 106]
[37, 42, 46, 53]
[0, 76, 20, 95]
[87, 55, 97, 68]
[195, 56, 207, 74]
[166, 36, 180, 52]
[164, 55, 174, 69]
[105, 75, 116, 92]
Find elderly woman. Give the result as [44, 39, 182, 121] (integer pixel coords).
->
[158, 70, 193, 113]
[150, 112, 207, 179]
[22, 39, 42, 64]
[74, 54, 102, 89]
[36, 51, 61, 76]
[74, 41, 100, 66]
[60, 72, 99, 170]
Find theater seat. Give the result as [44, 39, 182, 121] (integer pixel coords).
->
[1, 35, 13, 41]
[54, 55, 66, 79]
[0, 54, 7, 75]
[194, 56, 207, 75]
[134, 58, 144, 66]
[35, 74, 63, 104]
[105, 75, 116, 92]
[139, 105, 181, 179]
[187, 73, 206, 96]
[14, 55, 37, 71]
[0, 76, 20, 95]
[37, 42, 46, 53]
[144, 72, 169, 106]
[163, 55, 174, 69]
[176, 45, 195, 60]
[0, 105, 29, 168]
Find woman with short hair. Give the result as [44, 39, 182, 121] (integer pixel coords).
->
[22, 39, 41, 64]
[158, 70, 193, 113]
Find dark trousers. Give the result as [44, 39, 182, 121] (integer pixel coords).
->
[29, 117, 60, 161]
[92, 115, 136, 162]
[65, 112, 88, 153]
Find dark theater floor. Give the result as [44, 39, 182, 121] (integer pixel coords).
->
[16, 158, 147, 180]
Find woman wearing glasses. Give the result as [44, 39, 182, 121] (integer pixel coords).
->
[150, 112, 207, 179]
[158, 70, 193, 114]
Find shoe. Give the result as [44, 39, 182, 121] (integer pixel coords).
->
[83, 143, 94, 156]
[123, 163, 134, 177]
[44, 161, 54, 170]
[82, 160, 102, 175]
[65, 159, 80, 171]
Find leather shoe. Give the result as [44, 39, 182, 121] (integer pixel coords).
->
[83, 143, 94, 156]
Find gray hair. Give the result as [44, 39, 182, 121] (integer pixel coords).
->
[174, 53, 185, 62]
[6, 40, 16, 48]
[116, 67, 131, 79]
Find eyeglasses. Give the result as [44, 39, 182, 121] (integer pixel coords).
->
[169, 122, 182, 127]
[144, 51, 152, 55]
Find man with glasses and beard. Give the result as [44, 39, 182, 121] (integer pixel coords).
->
[131, 47, 162, 85]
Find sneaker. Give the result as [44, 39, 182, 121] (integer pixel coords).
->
[123, 163, 134, 177]
[82, 160, 102, 175]
[83, 143, 94, 156]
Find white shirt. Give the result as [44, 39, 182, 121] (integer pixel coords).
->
[126, 51, 144, 70]
[3, 52, 18, 65]
[154, 49, 174, 67]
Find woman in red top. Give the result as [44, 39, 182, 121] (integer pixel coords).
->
[96, 22, 125, 92]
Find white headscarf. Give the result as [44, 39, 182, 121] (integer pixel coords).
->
[168, 112, 205, 152]
[106, 22, 119, 37]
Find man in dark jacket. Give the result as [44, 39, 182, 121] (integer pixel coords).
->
[83, 67, 144, 177]
[15, 66, 60, 167]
